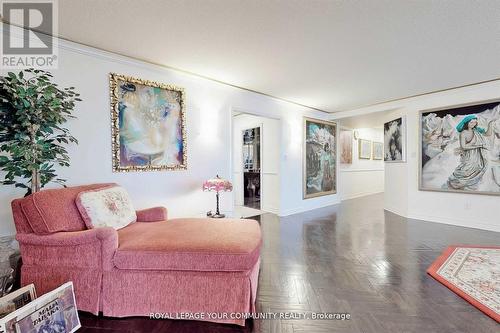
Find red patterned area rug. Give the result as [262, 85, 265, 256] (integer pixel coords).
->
[427, 246, 499, 323]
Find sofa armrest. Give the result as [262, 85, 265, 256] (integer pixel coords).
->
[136, 206, 168, 222]
[16, 227, 117, 246]
[16, 227, 118, 271]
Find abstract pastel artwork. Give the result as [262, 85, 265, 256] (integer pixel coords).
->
[339, 129, 353, 164]
[303, 117, 337, 198]
[384, 117, 406, 162]
[110, 73, 186, 172]
[420, 100, 500, 195]
[373, 142, 383, 160]
[358, 139, 372, 159]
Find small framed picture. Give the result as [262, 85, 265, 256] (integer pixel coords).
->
[358, 139, 372, 159]
[372, 142, 383, 160]
[339, 129, 353, 164]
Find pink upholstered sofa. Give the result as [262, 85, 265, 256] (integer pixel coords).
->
[11, 183, 261, 326]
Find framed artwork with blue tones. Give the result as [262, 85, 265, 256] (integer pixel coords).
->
[110, 73, 186, 172]
[303, 117, 337, 199]
[419, 99, 500, 195]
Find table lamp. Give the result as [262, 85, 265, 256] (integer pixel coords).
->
[203, 175, 233, 218]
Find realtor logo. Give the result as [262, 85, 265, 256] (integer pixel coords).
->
[1, 0, 58, 69]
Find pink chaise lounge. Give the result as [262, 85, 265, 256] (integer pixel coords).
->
[11, 183, 261, 326]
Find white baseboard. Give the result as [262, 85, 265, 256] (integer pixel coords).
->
[279, 200, 341, 216]
[261, 206, 279, 214]
[341, 190, 383, 201]
[408, 213, 500, 233]
[385, 208, 500, 233]
[383, 205, 407, 217]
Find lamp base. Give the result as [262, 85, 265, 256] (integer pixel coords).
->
[206, 211, 226, 219]
[207, 192, 225, 219]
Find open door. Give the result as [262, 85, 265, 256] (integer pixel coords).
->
[242, 127, 261, 209]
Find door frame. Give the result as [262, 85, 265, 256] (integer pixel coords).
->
[230, 107, 282, 215]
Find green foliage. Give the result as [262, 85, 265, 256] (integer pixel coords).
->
[0, 68, 80, 195]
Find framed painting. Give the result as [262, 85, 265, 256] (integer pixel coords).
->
[384, 116, 406, 162]
[303, 117, 337, 199]
[419, 99, 500, 195]
[358, 139, 372, 159]
[372, 142, 383, 160]
[339, 129, 353, 164]
[110, 73, 187, 172]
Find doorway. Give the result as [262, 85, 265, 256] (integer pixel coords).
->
[232, 111, 280, 218]
[334, 110, 400, 201]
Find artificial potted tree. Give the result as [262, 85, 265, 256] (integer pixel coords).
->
[0, 69, 81, 196]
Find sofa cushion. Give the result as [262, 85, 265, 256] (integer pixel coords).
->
[11, 199, 33, 234]
[76, 185, 137, 229]
[20, 183, 115, 234]
[114, 218, 262, 272]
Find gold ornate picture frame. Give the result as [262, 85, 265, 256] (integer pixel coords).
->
[110, 73, 187, 172]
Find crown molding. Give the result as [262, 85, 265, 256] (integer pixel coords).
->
[1, 22, 331, 114]
[4, 22, 500, 116]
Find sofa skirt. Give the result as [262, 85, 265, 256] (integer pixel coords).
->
[21, 265, 102, 315]
[101, 259, 260, 326]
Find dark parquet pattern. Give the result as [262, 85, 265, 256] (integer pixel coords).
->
[79, 194, 499, 332]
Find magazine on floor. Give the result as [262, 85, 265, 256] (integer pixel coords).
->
[0, 285, 36, 319]
[0, 282, 80, 333]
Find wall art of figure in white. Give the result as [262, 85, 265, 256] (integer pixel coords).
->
[420, 101, 500, 194]
[447, 115, 496, 190]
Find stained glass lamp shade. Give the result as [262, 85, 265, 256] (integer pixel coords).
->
[203, 175, 233, 218]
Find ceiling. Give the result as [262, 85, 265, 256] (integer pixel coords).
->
[49, 1, 500, 112]
[337, 109, 397, 129]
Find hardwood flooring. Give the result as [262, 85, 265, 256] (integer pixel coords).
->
[79, 194, 499, 332]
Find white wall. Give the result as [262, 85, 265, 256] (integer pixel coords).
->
[339, 127, 384, 200]
[232, 113, 280, 214]
[0, 33, 340, 236]
[333, 80, 500, 232]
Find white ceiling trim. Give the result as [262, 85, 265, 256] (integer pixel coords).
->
[30, 25, 500, 117]
[3, 23, 331, 114]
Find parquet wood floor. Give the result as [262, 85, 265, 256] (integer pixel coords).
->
[79, 194, 499, 332]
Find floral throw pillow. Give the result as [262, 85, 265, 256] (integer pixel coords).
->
[76, 186, 137, 229]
